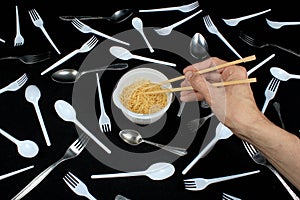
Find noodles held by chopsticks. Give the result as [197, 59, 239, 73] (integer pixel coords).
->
[120, 79, 167, 114]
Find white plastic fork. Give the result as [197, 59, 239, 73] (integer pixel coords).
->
[139, 1, 199, 13]
[203, 15, 242, 59]
[41, 36, 98, 75]
[184, 170, 260, 191]
[261, 77, 280, 113]
[71, 18, 129, 46]
[266, 18, 300, 29]
[96, 73, 111, 133]
[0, 73, 28, 94]
[63, 171, 97, 200]
[14, 5, 24, 47]
[154, 10, 203, 36]
[28, 9, 61, 54]
[222, 9, 271, 26]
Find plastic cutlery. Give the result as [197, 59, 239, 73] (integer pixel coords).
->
[0, 165, 34, 180]
[270, 67, 300, 81]
[155, 10, 202, 36]
[0, 37, 4, 43]
[222, 193, 242, 200]
[25, 85, 51, 146]
[14, 5, 24, 46]
[0, 127, 39, 158]
[139, 1, 199, 13]
[110, 46, 176, 67]
[132, 17, 154, 53]
[222, 9, 271, 26]
[0, 73, 28, 94]
[266, 18, 300, 29]
[41, 36, 98, 75]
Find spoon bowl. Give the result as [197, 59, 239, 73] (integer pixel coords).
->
[132, 17, 154, 52]
[51, 63, 128, 83]
[270, 67, 300, 81]
[54, 100, 77, 122]
[107, 9, 134, 23]
[25, 85, 41, 103]
[190, 33, 209, 60]
[17, 140, 39, 158]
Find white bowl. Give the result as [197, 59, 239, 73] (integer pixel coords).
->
[112, 67, 173, 125]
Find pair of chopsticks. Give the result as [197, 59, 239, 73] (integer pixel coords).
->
[144, 55, 257, 94]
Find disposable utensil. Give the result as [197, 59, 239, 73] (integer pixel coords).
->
[71, 18, 129, 46]
[182, 123, 233, 175]
[0, 38, 4, 43]
[96, 73, 111, 133]
[28, 9, 61, 54]
[110, 46, 176, 67]
[132, 17, 154, 53]
[246, 54, 275, 75]
[266, 18, 300, 29]
[14, 5, 24, 46]
[139, 1, 199, 13]
[115, 195, 131, 200]
[0, 127, 39, 158]
[63, 172, 97, 200]
[261, 78, 280, 113]
[41, 36, 98, 75]
[0, 165, 34, 180]
[270, 67, 300, 81]
[187, 113, 215, 132]
[273, 102, 285, 129]
[119, 129, 187, 156]
[184, 170, 260, 191]
[59, 9, 133, 23]
[154, 10, 202, 36]
[239, 32, 300, 58]
[222, 193, 242, 200]
[12, 134, 90, 200]
[0, 73, 28, 95]
[25, 85, 51, 146]
[54, 100, 111, 154]
[222, 9, 271, 26]
[51, 63, 128, 84]
[91, 162, 175, 180]
[203, 15, 242, 59]
[0, 52, 51, 64]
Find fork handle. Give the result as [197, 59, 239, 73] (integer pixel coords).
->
[12, 159, 63, 200]
[170, 10, 202, 28]
[139, 6, 183, 12]
[267, 165, 300, 200]
[40, 26, 61, 54]
[15, 6, 21, 34]
[216, 33, 243, 59]
[269, 44, 300, 58]
[91, 29, 130, 46]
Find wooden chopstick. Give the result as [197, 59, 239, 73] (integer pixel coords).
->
[144, 78, 257, 94]
[157, 55, 256, 86]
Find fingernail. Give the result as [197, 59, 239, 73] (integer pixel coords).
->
[185, 71, 193, 80]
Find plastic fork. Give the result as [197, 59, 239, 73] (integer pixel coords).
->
[242, 141, 299, 200]
[63, 171, 97, 200]
[96, 73, 111, 133]
[139, 1, 199, 13]
[71, 18, 129, 46]
[203, 15, 242, 59]
[266, 18, 300, 29]
[0, 51, 51, 64]
[14, 6, 24, 47]
[154, 10, 203, 36]
[184, 170, 260, 191]
[0, 73, 28, 94]
[28, 9, 61, 54]
[261, 77, 280, 113]
[41, 36, 98, 75]
[239, 32, 300, 58]
[222, 193, 242, 200]
[222, 9, 271, 26]
[12, 134, 90, 200]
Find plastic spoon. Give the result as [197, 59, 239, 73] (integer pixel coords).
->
[25, 85, 51, 146]
[51, 63, 128, 84]
[110, 46, 176, 67]
[270, 67, 300, 81]
[0, 128, 39, 158]
[119, 129, 187, 156]
[132, 17, 154, 53]
[91, 162, 175, 180]
[54, 100, 111, 154]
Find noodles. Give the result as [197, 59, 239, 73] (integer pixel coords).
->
[120, 79, 168, 114]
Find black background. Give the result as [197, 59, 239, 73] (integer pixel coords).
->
[0, 0, 299, 199]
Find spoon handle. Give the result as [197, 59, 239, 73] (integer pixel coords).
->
[132, 54, 176, 67]
[91, 29, 130, 46]
[91, 171, 145, 179]
[290, 74, 300, 80]
[139, 31, 154, 53]
[0, 165, 34, 180]
[33, 103, 51, 146]
[143, 140, 187, 156]
[59, 16, 105, 21]
[0, 127, 19, 144]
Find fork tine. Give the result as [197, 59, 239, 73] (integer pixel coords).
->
[71, 18, 84, 29]
[17, 74, 28, 85]
[63, 177, 76, 189]
[66, 172, 80, 184]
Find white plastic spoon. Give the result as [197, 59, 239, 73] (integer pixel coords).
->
[25, 85, 51, 146]
[110, 46, 176, 67]
[91, 162, 175, 180]
[132, 17, 154, 53]
[54, 100, 111, 154]
[0, 128, 39, 158]
[270, 67, 300, 81]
